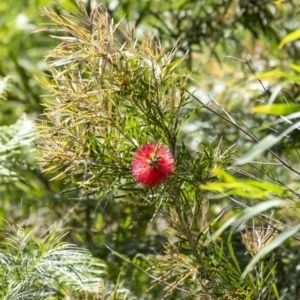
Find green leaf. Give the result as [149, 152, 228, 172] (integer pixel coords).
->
[241, 223, 300, 279]
[256, 69, 300, 83]
[279, 29, 300, 48]
[290, 63, 300, 73]
[252, 104, 300, 115]
[211, 200, 288, 242]
[235, 120, 300, 165]
[201, 168, 287, 198]
[246, 180, 286, 195]
[230, 200, 287, 232]
[212, 167, 236, 183]
[0, 75, 13, 101]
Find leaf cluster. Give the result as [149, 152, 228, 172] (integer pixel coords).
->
[0, 223, 106, 299]
[1, 0, 299, 299]
[38, 0, 190, 197]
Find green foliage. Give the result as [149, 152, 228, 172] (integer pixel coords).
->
[0, 0, 77, 121]
[1, 0, 300, 299]
[242, 223, 300, 279]
[279, 29, 300, 49]
[0, 75, 14, 101]
[37, 0, 189, 196]
[35, 1, 300, 299]
[253, 103, 300, 115]
[0, 223, 106, 299]
[0, 115, 36, 183]
[201, 168, 288, 198]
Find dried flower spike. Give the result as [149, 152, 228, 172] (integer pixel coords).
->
[131, 143, 175, 186]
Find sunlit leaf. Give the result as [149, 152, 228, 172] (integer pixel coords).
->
[279, 29, 300, 48]
[212, 167, 236, 183]
[252, 104, 300, 115]
[201, 168, 287, 198]
[257, 69, 300, 83]
[290, 63, 300, 73]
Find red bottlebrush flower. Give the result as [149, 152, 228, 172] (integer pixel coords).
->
[131, 143, 175, 187]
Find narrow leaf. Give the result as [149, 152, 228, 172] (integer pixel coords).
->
[230, 200, 287, 232]
[236, 120, 300, 165]
[252, 104, 300, 115]
[279, 29, 300, 48]
[211, 200, 287, 242]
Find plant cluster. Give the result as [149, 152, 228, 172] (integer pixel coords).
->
[1, 0, 300, 299]
[35, 1, 300, 299]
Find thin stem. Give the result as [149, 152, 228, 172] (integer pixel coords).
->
[174, 200, 204, 266]
[186, 89, 300, 178]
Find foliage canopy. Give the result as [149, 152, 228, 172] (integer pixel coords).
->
[1, 0, 300, 299]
